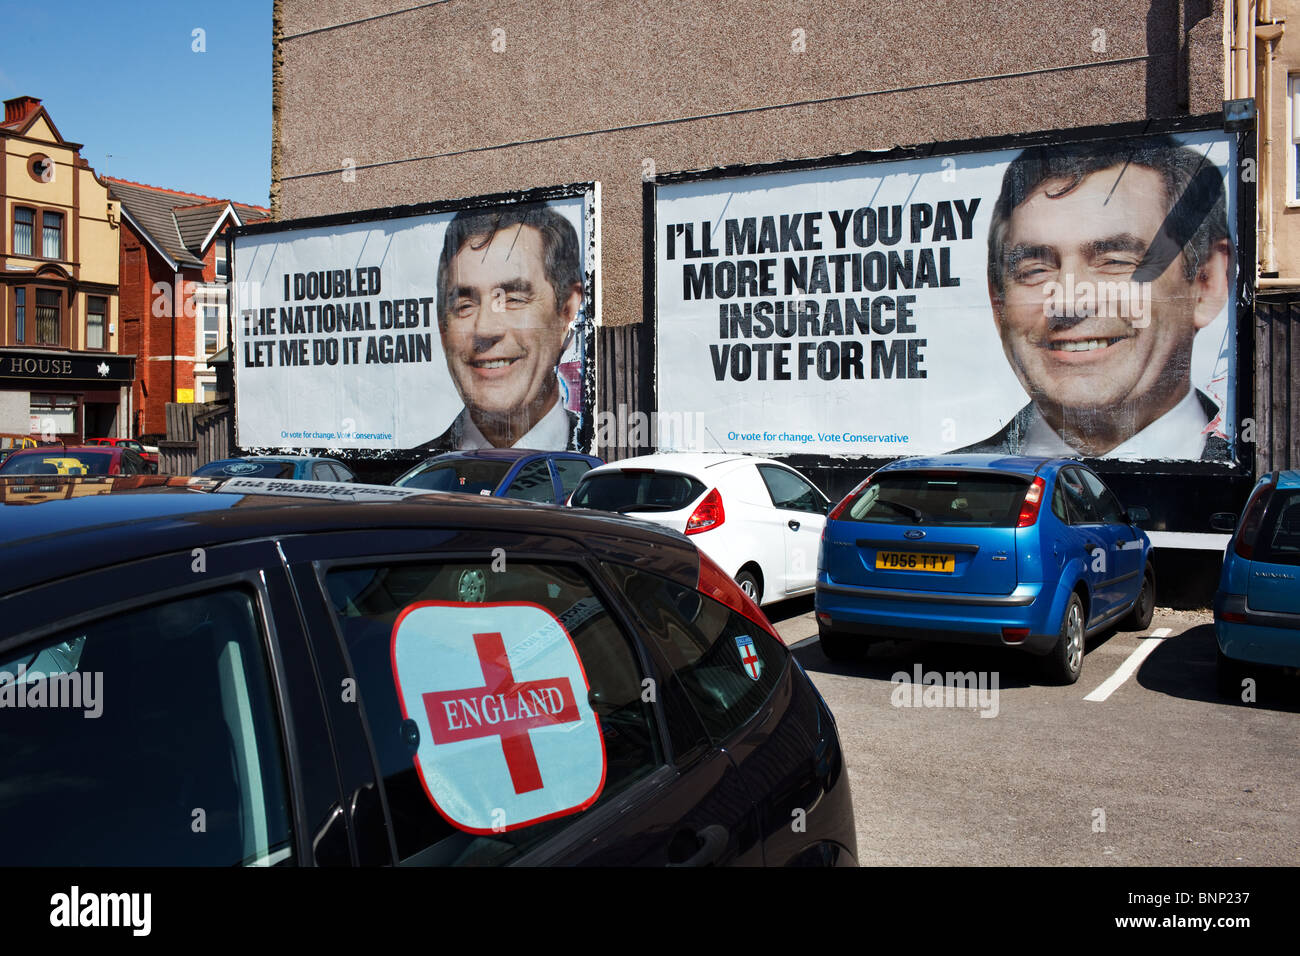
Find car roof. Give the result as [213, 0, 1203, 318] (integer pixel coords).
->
[583, 452, 767, 479]
[0, 476, 698, 593]
[878, 454, 1065, 476]
[4, 444, 121, 456]
[419, 448, 600, 463]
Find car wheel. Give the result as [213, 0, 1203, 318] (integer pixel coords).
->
[735, 568, 762, 605]
[455, 568, 488, 603]
[1121, 564, 1156, 631]
[1044, 593, 1085, 685]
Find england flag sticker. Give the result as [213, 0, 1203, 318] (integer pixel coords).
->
[735, 633, 762, 680]
[390, 601, 607, 833]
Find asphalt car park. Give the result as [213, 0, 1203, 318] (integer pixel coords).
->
[765, 596, 1299, 866]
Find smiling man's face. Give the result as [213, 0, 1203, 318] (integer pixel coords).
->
[991, 164, 1227, 444]
[440, 224, 580, 443]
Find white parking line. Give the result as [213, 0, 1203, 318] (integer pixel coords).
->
[1083, 627, 1173, 702]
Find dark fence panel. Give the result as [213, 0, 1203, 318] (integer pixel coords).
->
[596, 323, 649, 462]
[1255, 293, 1300, 473]
[159, 402, 231, 475]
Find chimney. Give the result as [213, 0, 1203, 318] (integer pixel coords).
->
[4, 96, 41, 125]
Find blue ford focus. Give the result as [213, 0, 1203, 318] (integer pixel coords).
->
[815, 455, 1155, 684]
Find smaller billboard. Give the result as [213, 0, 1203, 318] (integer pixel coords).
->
[232, 187, 598, 453]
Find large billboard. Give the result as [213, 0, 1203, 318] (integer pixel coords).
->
[232, 187, 598, 453]
[653, 126, 1241, 463]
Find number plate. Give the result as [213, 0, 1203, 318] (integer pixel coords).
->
[875, 551, 954, 573]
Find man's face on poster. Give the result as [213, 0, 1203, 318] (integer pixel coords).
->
[990, 164, 1229, 421]
[440, 224, 581, 430]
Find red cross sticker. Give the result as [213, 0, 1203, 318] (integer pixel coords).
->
[423, 631, 580, 794]
[391, 601, 607, 833]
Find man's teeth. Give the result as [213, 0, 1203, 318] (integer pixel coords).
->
[474, 358, 515, 368]
[1052, 337, 1124, 352]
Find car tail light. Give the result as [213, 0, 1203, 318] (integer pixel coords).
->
[1017, 476, 1046, 528]
[1233, 480, 1275, 560]
[1218, 593, 1248, 623]
[697, 549, 784, 644]
[828, 476, 872, 521]
[685, 487, 724, 535]
[1001, 627, 1030, 644]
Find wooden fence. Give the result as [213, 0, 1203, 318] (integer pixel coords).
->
[158, 402, 230, 475]
[1255, 293, 1300, 473]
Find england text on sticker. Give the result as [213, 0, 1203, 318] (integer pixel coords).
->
[390, 601, 607, 833]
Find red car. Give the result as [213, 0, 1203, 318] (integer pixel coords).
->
[0, 445, 154, 477]
[86, 437, 159, 472]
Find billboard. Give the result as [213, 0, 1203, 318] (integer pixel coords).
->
[232, 187, 598, 453]
[653, 127, 1241, 463]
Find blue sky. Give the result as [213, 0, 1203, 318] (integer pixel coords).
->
[1, 0, 271, 207]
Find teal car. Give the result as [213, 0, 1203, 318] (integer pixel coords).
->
[1213, 470, 1300, 697]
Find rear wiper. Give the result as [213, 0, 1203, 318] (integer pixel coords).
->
[878, 499, 927, 522]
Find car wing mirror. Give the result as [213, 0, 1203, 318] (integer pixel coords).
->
[1209, 512, 1238, 533]
[1126, 506, 1150, 526]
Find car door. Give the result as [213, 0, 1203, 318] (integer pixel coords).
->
[551, 455, 596, 504]
[283, 528, 762, 866]
[502, 457, 559, 503]
[1077, 468, 1144, 615]
[1057, 467, 1116, 621]
[757, 464, 828, 595]
[0, 539, 349, 866]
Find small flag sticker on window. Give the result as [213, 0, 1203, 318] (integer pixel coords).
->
[735, 634, 762, 681]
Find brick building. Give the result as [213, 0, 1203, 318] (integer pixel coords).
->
[1, 95, 128, 441]
[106, 177, 268, 438]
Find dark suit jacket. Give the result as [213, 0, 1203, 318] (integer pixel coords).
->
[953, 390, 1229, 461]
[414, 408, 581, 454]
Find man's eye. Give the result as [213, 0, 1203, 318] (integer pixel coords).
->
[1012, 265, 1053, 284]
[1096, 257, 1140, 273]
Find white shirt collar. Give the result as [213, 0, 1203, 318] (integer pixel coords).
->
[457, 395, 573, 450]
[1022, 388, 1210, 459]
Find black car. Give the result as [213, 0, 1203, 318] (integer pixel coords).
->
[0, 475, 856, 866]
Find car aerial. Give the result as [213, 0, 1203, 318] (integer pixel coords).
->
[193, 455, 357, 482]
[0, 443, 154, 477]
[85, 437, 159, 473]
[392, 448, 603, 505]
[1212, 469, 1300, 698]
[0, 475, 856, 866]
[568, 453, 831, 607]
[815, 455, 1155, 684]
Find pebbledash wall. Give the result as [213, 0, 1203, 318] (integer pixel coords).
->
[271, 1, 1249, 534]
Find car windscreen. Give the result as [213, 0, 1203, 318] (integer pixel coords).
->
[840, 471, 1031, 527]
[194, 460, 297, 479]
[394, 459, 513, 494]
[570, 471, 707, 513]
[0, 452, 113, 476]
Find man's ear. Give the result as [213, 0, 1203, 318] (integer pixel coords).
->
[1192, 238, 1232, 330]
[557, 282, 583, 353]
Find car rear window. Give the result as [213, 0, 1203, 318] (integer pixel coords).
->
[395, 459, 513, 495]
[840, 471, 1031, 527]
[194, 460, 298, 479]
[1, 451, 113, 475]
[1255, 490, 1300, 566]
[571, 471, 706, 513]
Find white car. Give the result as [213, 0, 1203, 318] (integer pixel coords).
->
[568, 453, 830, 606]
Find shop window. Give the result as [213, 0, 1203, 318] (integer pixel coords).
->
[30, 394, 77, 436]
[87, 296, 106, 350]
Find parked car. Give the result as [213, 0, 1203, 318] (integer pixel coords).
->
[193, 455, 356, 482]
[85, 437, 159, 473]
[392, 449, 603, 505]
[0, 475, 856, 866]
[568, 453, 831, 607]
[1212, 469, 1300, 697]
[0, 444, 153, 477]
[0, 434, 38, 466]
[816, 455, 1155, 684]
